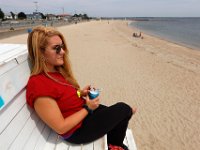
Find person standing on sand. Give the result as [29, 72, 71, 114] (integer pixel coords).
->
[26, 26, 137, 150]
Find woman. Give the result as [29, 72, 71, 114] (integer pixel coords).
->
[26, 26, 136, 150]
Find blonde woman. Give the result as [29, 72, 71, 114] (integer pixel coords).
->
[26, 26, 136, 150]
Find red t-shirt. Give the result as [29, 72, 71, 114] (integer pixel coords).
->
[26, 72, 85, 137]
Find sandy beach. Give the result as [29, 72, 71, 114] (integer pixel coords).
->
[1, 20, 200, 150]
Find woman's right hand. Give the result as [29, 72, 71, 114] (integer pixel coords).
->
[85, 95, 100, 110]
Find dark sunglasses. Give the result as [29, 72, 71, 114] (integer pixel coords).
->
[53, 44, 64, 54]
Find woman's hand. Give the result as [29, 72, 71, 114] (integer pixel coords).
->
[85, 95, 100, 111]
[80, 85, 91, 96]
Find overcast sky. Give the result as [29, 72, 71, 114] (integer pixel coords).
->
[0, 0, 199, 17]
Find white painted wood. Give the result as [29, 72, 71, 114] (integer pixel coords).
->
[68, 144, 82, 150]
[34, 126, 52, 150]
[55, 139, 70, 150]
[0, 44, 27, 64]
[125, 129, 137, 150]
[0, 59, 17, 76]
[0, 104, 32, 150]
[94, 137, 105, 150]
[0, 60, 30, 111]
[45, 134, 106, 150]
[43, 117, 138, 150]
[0, 91, 28, 135]
[81, 142, 94, 150]
[104, 134, 108, 150]
[15, 52, 28, 64]
[123, 135, 129, 148]
[9, 111, 40, 150]
[43, 131, 58, 150]
[0, 44, 21, 55]
[23, 119, 46, 150]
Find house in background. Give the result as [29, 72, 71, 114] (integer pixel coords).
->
[26, 12, 42, 20]
[4, 13, 17, 20]
[57, 13, 72, 21]
[46, 14, 57, 20]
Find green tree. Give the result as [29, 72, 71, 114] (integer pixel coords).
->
[40, 13, 46, 19]
[10, 11, 15, 19]
[18, 12, 26, 19]
[83, 14, 89, 20]
[73, 14, 79, 17]
[0, 8, 5, 19]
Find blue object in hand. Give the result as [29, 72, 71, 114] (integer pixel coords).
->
[89, 90, 99, 99]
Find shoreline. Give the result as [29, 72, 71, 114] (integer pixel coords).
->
[126, 21, 200, 73]
[129, 20, 200, 52]
[0, 20, 200, 150]
[135, 27, 200, 52]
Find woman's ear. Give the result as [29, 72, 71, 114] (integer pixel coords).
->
[40, 53, 46, 62]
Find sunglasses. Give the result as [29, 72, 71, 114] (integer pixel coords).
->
[53, 44, 65, 54]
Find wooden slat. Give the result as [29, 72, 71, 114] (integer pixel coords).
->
[55, 139, 70, 150]
[94, 137, 105, 150]
[125, 129, 137, 150]
[15, 52, 28, 64]
[43, 130, 58, 150]
[23, 119, 46, 150]
[104, 135, 107, 150]
[0, 91, 27, 134]
[68, 144, 82, 150]
[0, 44, 27, 65]
[9, 111, 40, 150]
[123, 136, 128, 148]
[0, 104, 32, 150]
[81, 142, 94, 150]
[0, 60, 30, 111]
[0, 45, 27, 76]
[45, 130, 137, 150]
[0, 59, 17, 76]
[0, 44, 22, 55]
[53, 136, 105, 150]
[34, 126, 52, 150]
[56, 139, 94, 150]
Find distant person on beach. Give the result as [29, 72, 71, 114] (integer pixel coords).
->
[26, 26, 137, 150]
[133, 32, 136, 37]
[138, 32, 141, 37]
[133, 32, 143, 39]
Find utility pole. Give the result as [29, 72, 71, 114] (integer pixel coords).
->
[34, 1, 38, 12]
[62, 7, 64, 14]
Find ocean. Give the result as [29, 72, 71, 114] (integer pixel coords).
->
[129, 17, 200, 50]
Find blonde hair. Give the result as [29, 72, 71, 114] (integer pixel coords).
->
[27, 26, 80, 89]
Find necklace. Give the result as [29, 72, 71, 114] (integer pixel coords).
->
[44, 73, 82, 98]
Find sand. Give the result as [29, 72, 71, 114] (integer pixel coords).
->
[1, 20, 200, 150]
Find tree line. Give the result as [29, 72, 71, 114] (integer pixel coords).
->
[0, 8, 90, 21]
[0, 8, 30, 20]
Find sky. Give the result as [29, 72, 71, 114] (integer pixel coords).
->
[0, 0, 200, 17]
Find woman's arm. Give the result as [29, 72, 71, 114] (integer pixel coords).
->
[34, 96, 88, 135]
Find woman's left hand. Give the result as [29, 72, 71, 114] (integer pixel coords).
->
[80, 85, 91, 96]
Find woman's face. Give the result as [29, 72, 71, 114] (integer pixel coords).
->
[43, 35, 65, 72]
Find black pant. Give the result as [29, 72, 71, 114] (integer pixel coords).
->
[66, 102, 133, 147]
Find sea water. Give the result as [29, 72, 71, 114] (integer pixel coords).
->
[130, 17, 200, 50]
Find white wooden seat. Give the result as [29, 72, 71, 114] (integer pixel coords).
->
[0, 43, 137, 150]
